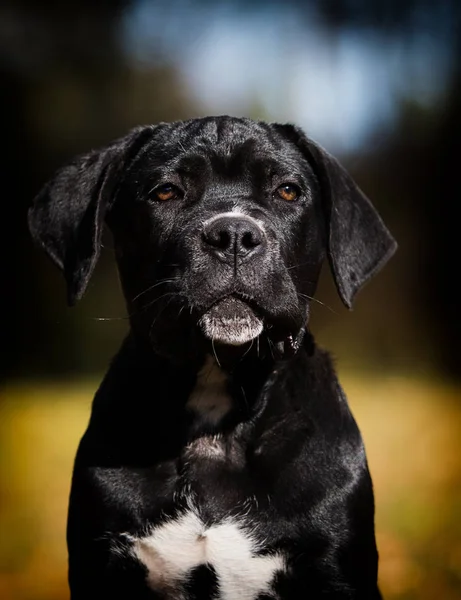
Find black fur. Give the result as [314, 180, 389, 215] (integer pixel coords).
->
[29, 116, 396, 599]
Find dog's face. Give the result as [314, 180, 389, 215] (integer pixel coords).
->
[29, 117, 396, 360]
[110, 119, 325, 353]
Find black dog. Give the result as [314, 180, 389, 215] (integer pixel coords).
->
[29, 116, 396, 599]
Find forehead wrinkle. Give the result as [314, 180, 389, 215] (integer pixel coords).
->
[204, 178, 251, 202]
[206, 138, 274, 182]
[175, 147, 305, 192]
[177, 153, 210, 176]
[132, 121, 313, 188]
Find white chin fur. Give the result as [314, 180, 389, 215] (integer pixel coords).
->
[199, 314, 263, 346]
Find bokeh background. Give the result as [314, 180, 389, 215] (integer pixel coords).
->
[1, 0, 461, 598]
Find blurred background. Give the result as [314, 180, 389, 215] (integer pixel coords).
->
[1, 0, 460, 598]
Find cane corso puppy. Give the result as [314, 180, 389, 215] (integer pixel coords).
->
[29, 116, 396, 599]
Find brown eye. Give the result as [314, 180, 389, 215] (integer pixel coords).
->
[276, 184, 300, 202]
[154, 184, 180, 201]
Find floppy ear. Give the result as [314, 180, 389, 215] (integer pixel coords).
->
[28, 127, 152, 306]
[276, 124, 397, 308]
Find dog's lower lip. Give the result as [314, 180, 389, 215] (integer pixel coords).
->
[198, 296, 263, 346]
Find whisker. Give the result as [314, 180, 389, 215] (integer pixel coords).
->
[211, 339, 221, 368]
[138, 292, 181, 312]
[286, 261, 314, 271]
[267, 338, 275, 360]
[131, 278, 180, 302]
[239, 338, 254, 362]
[89, 288, 185, 321]
[113, 292, 184, 320]
[240, 386, 249, 412]
[148, 296, 176, 337]
[90, 291, 180, 322]
[297, 292, 337, 314]
[91, 316, 129, 321]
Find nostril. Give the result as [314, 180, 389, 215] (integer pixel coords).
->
[241, 231, 261, 249]
[215, 230, 231, 250]
[203, 228, 232, 250]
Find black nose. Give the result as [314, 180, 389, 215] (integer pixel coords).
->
[202, 216, 266, 262]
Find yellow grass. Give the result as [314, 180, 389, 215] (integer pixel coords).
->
[0, 374, 460, 599]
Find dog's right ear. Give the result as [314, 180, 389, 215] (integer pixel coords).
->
[28, 126, 153, 306]
[273, 123, 397, 308]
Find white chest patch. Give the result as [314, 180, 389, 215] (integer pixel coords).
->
[186, 355, 232, 424]
[130, 509, 285, 599]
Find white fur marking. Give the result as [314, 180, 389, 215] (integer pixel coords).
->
[200, 313, 264, 346]
[205, 520, 284, 600]
[186, 355, 232, 423]
[133, 511, 205, 591]
[203, 211, 265, 234]
[131, 509, 285, 599]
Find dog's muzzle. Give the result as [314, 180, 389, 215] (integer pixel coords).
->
[198, 214, 267, 345]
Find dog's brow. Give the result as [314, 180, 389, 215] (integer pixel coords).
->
[177, 154, 209, 175]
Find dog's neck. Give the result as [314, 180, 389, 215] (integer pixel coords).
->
[126, 325, 314, 378]
[126, 329, 279, 403]
[99, 329, 314, 420]
[84, 329, 319, 467]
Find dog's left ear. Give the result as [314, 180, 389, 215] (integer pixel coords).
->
[28, 126, 153, 306]
[275, 124, 397, 308]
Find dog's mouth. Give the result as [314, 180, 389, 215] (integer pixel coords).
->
[198, 295, 264, 346]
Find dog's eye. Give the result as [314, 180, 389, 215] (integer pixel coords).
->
[276, 184, 300, 202]
[153, 184, 181, 201]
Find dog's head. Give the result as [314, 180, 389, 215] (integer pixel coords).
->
[29, 117, 396, 360]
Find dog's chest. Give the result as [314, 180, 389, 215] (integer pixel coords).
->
[129, 507, 284, 600]
[122, 357, 285, 599]
[181, 356, 247, 487]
